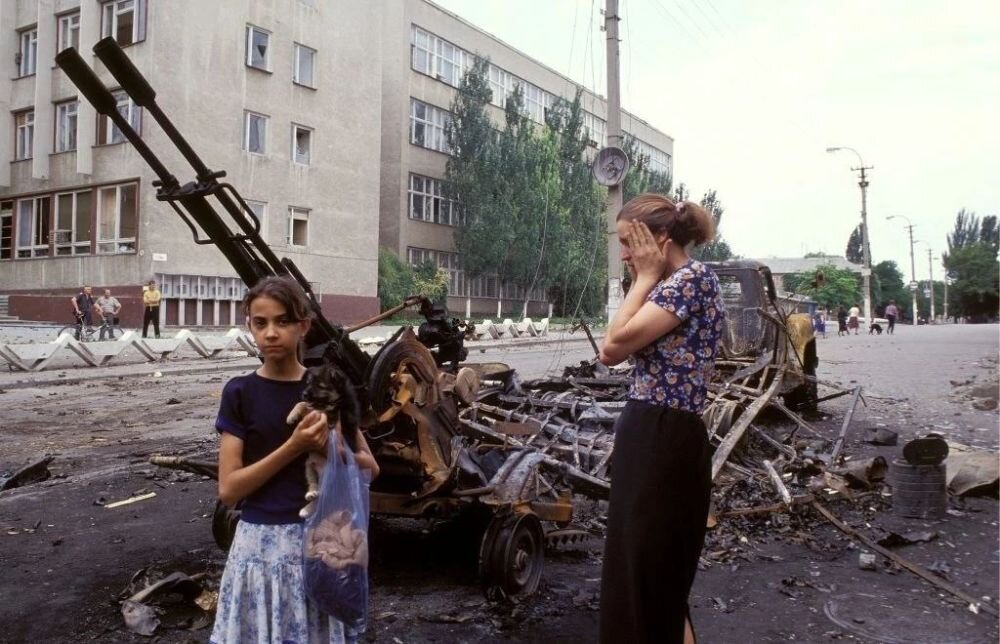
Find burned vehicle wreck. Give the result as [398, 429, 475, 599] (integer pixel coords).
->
[58, 38, 607, 600]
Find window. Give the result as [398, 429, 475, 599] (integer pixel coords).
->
[101, 0, 145, 46]
[54, 190, 92, 255]
[96, 183, 138, 254]
[245, 200, 267, 240]
[288, 207, 309, 247]
[488, 65, 514, 109]
[293, 43, 316, 87]
[409, 174, 461, 226]
[410, 99, 451, 154]
[55, 101, 78, 152]
[292, 124, 312, 165]
[632, 138, 672, 176]
[15, 197, 50, 258]
[57, 12, 81, 51]
[410, 26, 472, 87]
[583, 111, 606, 147]
[18, 28, 37, 77]
[14, 111, 34, 160]
[243, 111, 268, 154]
[246, 25, 270, 71]
[406, 247, 463, 296]
[98, 90, 141, 144]
[1, 201, 13, 260]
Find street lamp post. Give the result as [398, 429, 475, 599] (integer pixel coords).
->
[827, 146, 873, 326]
[927, 248, 937, 323]
[886, 215, 919, 326]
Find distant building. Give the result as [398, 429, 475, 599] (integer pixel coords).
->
[757, 256, 863, 294]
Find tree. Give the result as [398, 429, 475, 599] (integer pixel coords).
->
[691, 189, 734, 262]
[873, 260, 908, 318]
[784, 264, 862, 310]
[845, 224, 864, 264]
[943, 210, 999, 321]
[377, 246, 415, 312]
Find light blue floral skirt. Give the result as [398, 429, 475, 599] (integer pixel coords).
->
[210, 521, 352, 644]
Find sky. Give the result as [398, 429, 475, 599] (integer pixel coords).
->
[433, 0, 999, 283]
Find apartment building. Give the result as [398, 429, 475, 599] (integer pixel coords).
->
[0, 0, 383, 326]
[380, 0, 674, 317]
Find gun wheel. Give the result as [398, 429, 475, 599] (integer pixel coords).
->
[479, 512, 545, 600]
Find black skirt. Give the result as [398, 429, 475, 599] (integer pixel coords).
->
[599, 400, 712, 644]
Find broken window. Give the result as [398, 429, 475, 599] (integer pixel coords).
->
[15, 197, 50, 258]
[55, 101, 78, 153]
[18, 28, 37, 77]
[97, 183, 137, 254]
[246, 25, 270, 70]
[245, 200, 267, 240]
[102, 0, 145, 46]
[294, 43, 316, 87]
[244, 111, 268, 154]
[98, 90, 141, 144]
[292, 124, 312, 165]
[55, 190, 92, 256]
[14, 111, 33, 160]
[408, 174, 461, 226]
[410, 99, 451, 154]
[288, 207, 309, 247]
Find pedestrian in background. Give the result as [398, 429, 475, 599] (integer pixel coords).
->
[848, 303, 861, 335]
[813, 308, 827, 338]
[70, 285, 95, 341]
[95, 289, 121, 340]
[836, 305, 848, 336]
[142, 280, 162, 339]
[211, 277, 378, 644]
[885, 300, 899, 334]
[598, 194, 724, 644]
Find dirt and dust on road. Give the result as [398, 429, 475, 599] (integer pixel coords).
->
[1, 325, 998, 643]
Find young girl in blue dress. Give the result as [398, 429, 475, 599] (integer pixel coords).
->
[210, 277, 379, 644]
[599, 194, 725, 644]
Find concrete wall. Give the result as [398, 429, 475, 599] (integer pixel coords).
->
[1, 0, 382, 323]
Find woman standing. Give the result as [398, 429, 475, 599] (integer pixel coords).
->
[598, 194, 724, 644]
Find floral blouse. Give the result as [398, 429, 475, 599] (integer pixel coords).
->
[629, 259, 726, 414]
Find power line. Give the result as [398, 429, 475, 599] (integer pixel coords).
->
[668, 0, 711, 39]
[647, 0, 697, 41]
[703, 0, 735, 33]
[686, 0, 725, 37]
[565, 0, 580, 94]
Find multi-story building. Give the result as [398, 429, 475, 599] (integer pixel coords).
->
[1, 0, 673, 326]
[381, 0, 674, 317]
[0, 0, 383, 326]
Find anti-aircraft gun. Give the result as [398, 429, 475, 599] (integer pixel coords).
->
[56, 39, 598, 600]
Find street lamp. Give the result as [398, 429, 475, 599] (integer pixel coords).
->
[886, 215, 919, 326]
[826, 146, 873, 326]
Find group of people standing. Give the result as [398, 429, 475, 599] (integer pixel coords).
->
[812, 299, 901, 338]
[70, 280, 163, 340]
[207, 193, 723, 644]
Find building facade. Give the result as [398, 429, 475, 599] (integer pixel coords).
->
[0, 0, 383, 326]
[380, 0, 674, 317]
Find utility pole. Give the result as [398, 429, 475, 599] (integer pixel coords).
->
[826, 147, 873, 326]
[943, 277, 949, 322]
[604, 0, 624, 323]
[927, 248, 936, 322]
[887, 215, 919, 326]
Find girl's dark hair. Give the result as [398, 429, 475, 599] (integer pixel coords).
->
[243, 277, 313, 321]
[616, 193, 715, 247]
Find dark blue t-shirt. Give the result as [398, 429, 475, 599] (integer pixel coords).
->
[216, 371, 308, 524]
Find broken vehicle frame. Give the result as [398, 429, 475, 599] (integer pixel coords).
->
[59, 39, 601, 599]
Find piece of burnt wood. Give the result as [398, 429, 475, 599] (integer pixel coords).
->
[0, 456, 54, 491]
[828, 387, 862, 464]
[711, 371, 785, 481]
[750, 425, 798, 461]
[769, 399, 825, 438]
[763, 459, 793, 505]
[720, 494, 814, 517]
[811, 500, 998, 617]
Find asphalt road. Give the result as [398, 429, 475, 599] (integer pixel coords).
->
[0, 324, 996, 643]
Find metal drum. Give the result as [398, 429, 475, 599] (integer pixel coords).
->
[890, 459, 947, 519]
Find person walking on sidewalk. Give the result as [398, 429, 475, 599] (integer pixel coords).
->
[142, 280, 161, 339]
[885, 300, 899, 334]
[96, 289, 122, 340]
[848, 303, 861, 335]
[598, 194, 724, 644]
[836, 305, 848, 336]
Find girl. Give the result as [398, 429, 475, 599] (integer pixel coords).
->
[211, 277, 379, 644]
[598, 194, 725, 644]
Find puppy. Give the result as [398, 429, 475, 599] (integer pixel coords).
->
[286, 363, 361, 519]
[869, 323, 883, 335]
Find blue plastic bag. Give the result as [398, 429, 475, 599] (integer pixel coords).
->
[302, 435, 370, 632]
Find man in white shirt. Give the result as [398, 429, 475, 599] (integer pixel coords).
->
[95, 289, 122, 340]
[848, 304, 861, 335]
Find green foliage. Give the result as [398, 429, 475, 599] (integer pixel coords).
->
[691, 189, 734, 262]
[873, 260, 908, 316]
[785, 264, 862, 310]
[943, 210, 999, 320]
[413, 261, 450, 304]
[377, 246, 415, 312]
[845, 224, 864, 264]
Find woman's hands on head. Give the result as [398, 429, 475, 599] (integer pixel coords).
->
[627, 221, 670, 283]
